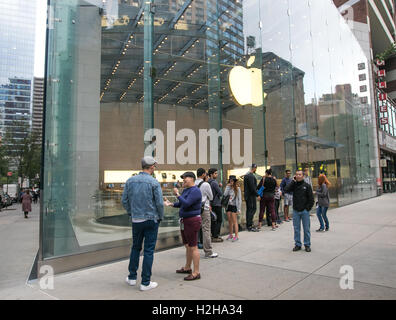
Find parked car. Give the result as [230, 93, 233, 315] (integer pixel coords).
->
[4, 194, 12, 207]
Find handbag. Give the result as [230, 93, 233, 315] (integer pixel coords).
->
[257, 185, 265, 197]
[220, 194, 230, 208]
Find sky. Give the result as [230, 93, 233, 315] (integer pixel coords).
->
[34, 0, 47, 77]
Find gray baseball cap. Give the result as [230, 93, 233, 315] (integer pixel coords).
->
[141, 156, 157, 168]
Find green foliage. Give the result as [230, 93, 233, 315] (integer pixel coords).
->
[375, 42, 396, 62]
[0, 121, 41, 186]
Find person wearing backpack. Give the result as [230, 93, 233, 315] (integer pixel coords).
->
[207, 168, 223, 242]
[195, 168, 218, 259]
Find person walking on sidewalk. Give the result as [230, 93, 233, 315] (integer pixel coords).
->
[22, 189, 32, 219]
[316, 174, 331, 232]
[122, 156, 164, 291]
[208, 168, 223, 242]
[196, 168, 218, 259]
[280, 170, 293, 222]
[244, 164, 261, 232]
[165, 172, 203, 281]
[284, 170, 314, 252]
[257, 169, 278, 231]
[224, 175, 242, 241]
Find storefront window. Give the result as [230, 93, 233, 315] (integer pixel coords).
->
[42, 0, 378, 262]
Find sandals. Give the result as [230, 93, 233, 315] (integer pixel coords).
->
[184, 273, 201, 281]
[176, 267, 192, 274]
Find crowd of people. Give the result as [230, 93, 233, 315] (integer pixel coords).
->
[121, 156, 331, 291]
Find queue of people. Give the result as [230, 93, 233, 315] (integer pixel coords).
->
[121, 156, 331, 291]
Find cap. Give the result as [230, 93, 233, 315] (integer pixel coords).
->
[141, 156, 157, 168]
[251, 164, 257, 168]
[180, 171, 196, 180]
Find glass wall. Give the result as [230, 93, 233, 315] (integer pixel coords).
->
[41, 0, 378, 261]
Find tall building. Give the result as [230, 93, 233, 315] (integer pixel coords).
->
[0, 0, 37, 138]
[0, 78, 32, 139]
[32, 77, 44, 142]
[334, 0, 396, 193]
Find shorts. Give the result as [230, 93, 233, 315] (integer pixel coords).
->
[180, 215, 202, 247]
[284, 193, 293, 206]
[226, 205, 237, 213]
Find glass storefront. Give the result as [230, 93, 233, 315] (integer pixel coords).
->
[40, 0, 378, 269]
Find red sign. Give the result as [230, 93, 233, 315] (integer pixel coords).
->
[380, 117, 389, 125]
[378, 69, 386, 77]
[380, 105, 388, 113]
[7, 172, 12, 177]
[379, 93, 387, 100]
[378, 81, 387, 89]
[376, 60, 385, 66]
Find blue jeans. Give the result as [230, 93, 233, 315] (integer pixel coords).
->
[316, 206, 329, 230]
[128, 220, 159, 286]
[293, 209, 311, 247]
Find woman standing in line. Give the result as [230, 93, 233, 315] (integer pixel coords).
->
[257, 169, 278, 231]
[22, 189, 32, 219]
[316, 174, 331, 232]
[224, 175, 242, 242]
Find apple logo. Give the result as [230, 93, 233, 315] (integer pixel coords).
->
[229, 56, 263, 107]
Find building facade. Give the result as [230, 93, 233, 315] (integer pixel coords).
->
[37, 0, 380, 276]
[32, 77, 44, 142]
[0, 0, 36, 138]
[333, 0, 396, 192]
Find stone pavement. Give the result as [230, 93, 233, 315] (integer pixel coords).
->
[1, 194, 396, 300]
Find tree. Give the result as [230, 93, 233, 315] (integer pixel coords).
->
[0, 121, 41, 187]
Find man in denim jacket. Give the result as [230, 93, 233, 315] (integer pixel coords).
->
[122, 156, 164, 291]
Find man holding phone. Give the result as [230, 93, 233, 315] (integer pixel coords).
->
[284, 170, 314, 252]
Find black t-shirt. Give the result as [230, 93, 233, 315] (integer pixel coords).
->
[259, 177, 277, 197]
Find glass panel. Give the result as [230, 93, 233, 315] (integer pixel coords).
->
[42, 0, 379, 260]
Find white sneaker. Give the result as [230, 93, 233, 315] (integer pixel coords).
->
[205, 252, 218, 258]
[140, 281, 158, 291]
[126, 276, 136, 286]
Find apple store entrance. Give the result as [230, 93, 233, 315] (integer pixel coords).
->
[38, 0, 378, 276]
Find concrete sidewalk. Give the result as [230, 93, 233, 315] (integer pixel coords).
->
[1, 194, 396, 300]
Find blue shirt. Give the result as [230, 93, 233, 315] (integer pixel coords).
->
[173, 186, 202, 218]
[280, 177, 293, 195]
[121, 172, 164, 223]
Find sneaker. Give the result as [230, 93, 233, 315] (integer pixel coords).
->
[232, 236, 239, 242]
[325, 228, 329, 231]
[125, 277, 137, 286]
[226, 234, 233, 241]
[248, 227, 259, 232]
[305, 246, 311, 252]
[316, 229, 324, 232]
[212, 237, 224, 243]
[271, 227, 276, 231]
[205, 252, 218, 258]
[293, 245, 301, 252]
[140, 281, 158, 291]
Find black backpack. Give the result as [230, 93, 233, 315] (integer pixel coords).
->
[198, 181, 205, 213]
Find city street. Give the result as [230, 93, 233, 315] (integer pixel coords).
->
[0, 194, 395, 300]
